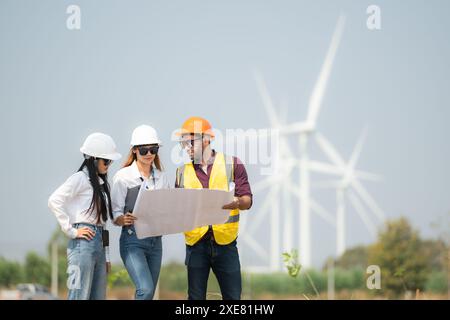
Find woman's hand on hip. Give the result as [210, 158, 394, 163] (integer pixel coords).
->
[76, 227, 95, 240]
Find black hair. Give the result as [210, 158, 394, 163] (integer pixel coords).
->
[78, 157, 113, 223]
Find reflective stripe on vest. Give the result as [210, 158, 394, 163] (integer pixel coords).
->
[225, 214, 240, 223]
[177, 152, 239, 245]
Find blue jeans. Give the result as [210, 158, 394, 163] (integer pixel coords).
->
[67, 223, 106, 300]
[185, 238, 242, 300]
[120, 225, 162, 300]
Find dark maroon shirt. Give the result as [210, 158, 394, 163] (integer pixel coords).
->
[175, 150, 253, 208]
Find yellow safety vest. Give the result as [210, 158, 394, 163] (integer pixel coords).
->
[176, 152, 240, 246]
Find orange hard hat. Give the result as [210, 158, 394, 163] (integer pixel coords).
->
[176, 116, 215, 138]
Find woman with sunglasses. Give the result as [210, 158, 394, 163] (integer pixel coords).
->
[111, 125, 170, 300]
[48, 132, 121, 300]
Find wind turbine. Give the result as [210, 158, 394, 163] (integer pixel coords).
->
[245, 13, 388, 271]
[280, 14, 346, 268]
[245, 14, 346, 269]
[240, 74, 298, 271]
[242, 70, 340, 271]
[314, 130, 384, 256]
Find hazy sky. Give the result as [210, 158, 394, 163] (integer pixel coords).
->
[1, 0, 449, 269]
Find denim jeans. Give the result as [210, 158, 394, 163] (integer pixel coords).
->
[185, 238, 242, 300]
[120, 225, 162, 300]
[67, 223, 106, 300]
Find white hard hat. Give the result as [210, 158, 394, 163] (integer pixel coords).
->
[130, 125, 162, 146]
[80, 132, 122, 161]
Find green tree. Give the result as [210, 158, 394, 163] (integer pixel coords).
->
[107, 265, 133, 288]
[331, 245, 369, 270]
[368, 217, 429, 298]
[0, 257, 24, 288]
[421, 239, 447, 272]
[24, 252, 51, 286]
[430, 212, 450, 297]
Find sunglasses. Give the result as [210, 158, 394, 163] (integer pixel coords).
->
[137, 146, 159, 156]
[91, 157, 112, 166]
[99, 158, 113, 166]
[179, 137, 203, 149]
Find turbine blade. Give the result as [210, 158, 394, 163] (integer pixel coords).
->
[308, 160, 344, 176]
[348, 126, 368, 172]
[350, 179, 385, 222]
[311, 180, 342, 189]
[315, 132, 346, 167]
[306, 15, 346, 127]
[252, 176, 277, 193]
[354, 170, 383, 182]
[241, 234, 268, 260]
[347, 190, 377, 237]
[248, 184, 281, 235]
[254, 70, 280, 128]
[280, 122, 311, 135]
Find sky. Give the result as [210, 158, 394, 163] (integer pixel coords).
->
[0, 0, 449, 269]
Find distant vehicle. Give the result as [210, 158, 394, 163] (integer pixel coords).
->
[0, 283, 59, 300]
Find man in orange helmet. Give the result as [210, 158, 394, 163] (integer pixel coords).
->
[175, 116, 253, 300]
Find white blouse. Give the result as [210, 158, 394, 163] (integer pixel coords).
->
[48, 169, 107, 239]
[111, 161, 171, 223]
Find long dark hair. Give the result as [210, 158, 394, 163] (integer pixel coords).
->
[78, 157, 113, 223]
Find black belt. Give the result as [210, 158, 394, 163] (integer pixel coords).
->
[73, 223, 103, 231]
[201, 227, 215, 242]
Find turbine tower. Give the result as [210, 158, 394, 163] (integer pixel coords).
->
[281, 15, 346, 267]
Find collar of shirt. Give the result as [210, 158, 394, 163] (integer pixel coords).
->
[193, 149, 216, 170]
[130, 161, 161, 182]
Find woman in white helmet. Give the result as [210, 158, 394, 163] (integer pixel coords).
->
[48, 132, 121, 300]
[111, 125, 170, 300]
